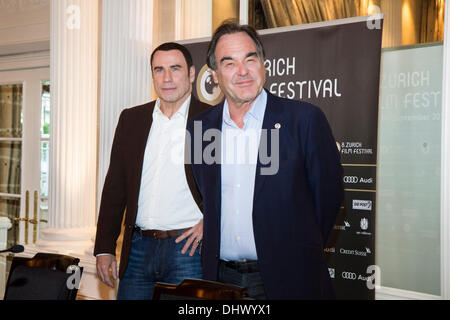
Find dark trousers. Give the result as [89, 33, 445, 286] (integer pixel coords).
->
[218, 260, 267, 300]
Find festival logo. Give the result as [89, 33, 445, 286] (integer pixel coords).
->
[196, 64, 224, 105]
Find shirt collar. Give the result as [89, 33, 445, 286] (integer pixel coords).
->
[247, 89, 267, 121]
[154, 94, 191, 119]
[223, 89, 267, 126]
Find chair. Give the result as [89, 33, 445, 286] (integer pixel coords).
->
[3, 253, 83, 300]
[152, 278, 250, 300]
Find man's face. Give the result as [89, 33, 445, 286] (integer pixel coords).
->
[152, 49, 195, 105]
[211, 32, 266, 106]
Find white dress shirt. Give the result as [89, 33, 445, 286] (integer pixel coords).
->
[220, 90, 267, 261]
[135, 96, 202, 230]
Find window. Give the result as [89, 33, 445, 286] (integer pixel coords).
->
[40, 81, 50, 230]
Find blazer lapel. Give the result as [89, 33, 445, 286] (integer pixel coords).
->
[136, 102, 155, 166]
[253, 91, 283, 202]
[185, 95, 211, 210]
[187, 95, 206, 120]
[204, 103, 224, 218]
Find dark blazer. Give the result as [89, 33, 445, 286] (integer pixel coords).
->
[94, 95, 211, 279]
[187, 90, 344, 299]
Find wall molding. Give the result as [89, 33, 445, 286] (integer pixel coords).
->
[0, 49, 49, 71]
[0, 40, 49, 56]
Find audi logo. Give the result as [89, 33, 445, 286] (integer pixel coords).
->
[344, 176, 358, 183]
[341, 271, 357, 280]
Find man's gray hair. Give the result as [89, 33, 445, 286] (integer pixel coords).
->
[206, 19, 266, 71]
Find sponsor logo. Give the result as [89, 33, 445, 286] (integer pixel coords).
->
[341, 271, 357, 280]
[328, 268, 335, 279]
[356, 218, 372, 236]
[360, 218, 369, 230]
[360, 177, 374, 184]
[344, 176, 358, 183]
[344, 176, 374, 184]
[340, 247, 372, 257]
[333, 221, 350, 231]
[341, 270, 376, 282]
[196, 64, 224, 105]
[352, 200, 372, 211]
[324, 247, 335, 253]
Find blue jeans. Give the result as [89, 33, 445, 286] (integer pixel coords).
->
[117, 229, 202, 300]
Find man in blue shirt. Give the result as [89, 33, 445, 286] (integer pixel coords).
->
[188, 21, 343, 299]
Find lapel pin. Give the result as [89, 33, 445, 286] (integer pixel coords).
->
[275, 123, 281, 129]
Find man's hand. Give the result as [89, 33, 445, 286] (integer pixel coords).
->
[96, 254, 118, 288]
[175, 219, 203, 256]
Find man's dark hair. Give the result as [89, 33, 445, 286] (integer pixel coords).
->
[151, 42, 194, 72]
[207, 19, 266, 70]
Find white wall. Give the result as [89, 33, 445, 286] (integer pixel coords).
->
[0, 0, 50, 54]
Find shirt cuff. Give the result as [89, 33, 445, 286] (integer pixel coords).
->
[96, 253, 115, 257]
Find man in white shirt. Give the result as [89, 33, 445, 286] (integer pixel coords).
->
[94, 42, 210, 299]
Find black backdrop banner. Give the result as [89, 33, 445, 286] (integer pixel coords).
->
[182, 16, 383, 300]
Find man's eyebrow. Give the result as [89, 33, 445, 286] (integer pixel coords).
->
[219, 52, 258, 64]
[152, 64, 183, 70]
[220, 56, 233, 64]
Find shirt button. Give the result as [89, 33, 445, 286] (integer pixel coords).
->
[236, 236, 240, 241]
[236, 184, 241, 188]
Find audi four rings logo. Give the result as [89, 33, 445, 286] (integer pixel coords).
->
[344, 176, 358, 183]
[341, 272, 357, 280]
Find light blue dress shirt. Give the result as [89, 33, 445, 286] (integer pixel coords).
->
[220, 90, 267, 261]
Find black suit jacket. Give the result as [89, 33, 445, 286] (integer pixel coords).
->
[187, 90, 344, 299]
[94, 95, 210, 279]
